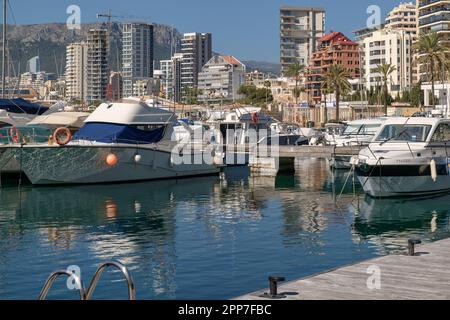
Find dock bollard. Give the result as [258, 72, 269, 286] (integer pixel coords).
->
[408, 238, 422, 256]
[260, 276, 286, 299]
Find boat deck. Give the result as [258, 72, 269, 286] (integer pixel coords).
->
[236, 238, 450, 300]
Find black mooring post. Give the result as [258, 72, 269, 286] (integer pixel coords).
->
[408, 239, 421, 256]
[269, 276, 285, 297]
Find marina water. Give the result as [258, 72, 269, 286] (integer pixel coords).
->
[1, 158, 450, 300]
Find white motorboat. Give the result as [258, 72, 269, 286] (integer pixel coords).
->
[328, 118, 386, 169]
[334, 118, 386, 147]
[354, 117, 450, 197]
[1, 100, 221, 185]
[0, 98, 49, 128]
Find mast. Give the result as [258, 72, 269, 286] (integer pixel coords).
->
[2, 0, 6, 98]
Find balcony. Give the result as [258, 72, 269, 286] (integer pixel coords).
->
[419, 12, 450, 27]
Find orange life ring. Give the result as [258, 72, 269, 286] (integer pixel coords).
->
[9, 126, 20, 144]
[53, 127, 72, 146]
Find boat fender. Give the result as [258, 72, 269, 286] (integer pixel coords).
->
[134, 154, 142, 163]
[106, 153, 118, 166]
[430, 159, 437, 182]
[53, 127, 72, 146]
[10, 127, 20, 144]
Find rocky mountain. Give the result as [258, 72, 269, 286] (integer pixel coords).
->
[3, 22, 181, 76]
[2, 22, 281, 77]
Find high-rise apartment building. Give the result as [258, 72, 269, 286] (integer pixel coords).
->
[65, 42, 88, 101]
[280, 6, 325, 74]
[354, 2, 418, 95]
[385, 2, 418, 35]
[361, 29, 415, 95]
[86, 29, 110, 102]
[306, 32, 360, 103]
[160, 59, 173, 99]
[180, 32, 212, 95]
[197, 55, 246, 103]
[417, 0, 450, 38]
[122, 23, 154, 97]
[27, 56, 41, 74]
[160, 53, 184, 102]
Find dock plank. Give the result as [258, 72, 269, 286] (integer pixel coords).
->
[236, 238, 450, 300]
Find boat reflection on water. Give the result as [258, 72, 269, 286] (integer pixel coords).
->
[2, 158, 450, 299]
[1, 177, 221, 299]
[352, 194, 450, 255]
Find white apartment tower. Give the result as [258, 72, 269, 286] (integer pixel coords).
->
[385, 2, 418, 35]
[122, 23, 154, 97]
[362, 29, 414, 95]
[417, 0, 450, 38]
[86, 29, 110, 102]
[65, 42, 88, 101]
[160, 53, 184, 102]
[180, 32, 212, 95]
[280, 6, 325, 74]
[357, 2, 418, 96]
[197, 55, 246, 103]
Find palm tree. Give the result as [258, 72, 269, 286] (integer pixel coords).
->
[413, 32, 450, 108]
[375, 63, 396, 116]
[322, 64, 352, 121]
[285, 62, 305, 105]
[321, 83, 333, 125]
[264, 80, 271, 106]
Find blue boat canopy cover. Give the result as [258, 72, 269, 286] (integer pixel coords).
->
[73, 122, 166, 144]
[0, 98, 49, 115]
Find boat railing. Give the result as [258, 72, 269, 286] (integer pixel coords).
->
[38, 270, 86, 300]
[85, 261, 135, 300]
[38, 261, 135, 300]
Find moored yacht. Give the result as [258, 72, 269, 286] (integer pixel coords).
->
[328, 118, 386, 169]
[354, 117, 450, 197]
[1, 100, 221, 185]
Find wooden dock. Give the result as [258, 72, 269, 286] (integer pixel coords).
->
[236, 238, 450, 300]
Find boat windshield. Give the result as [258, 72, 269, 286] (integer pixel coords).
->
[342, 124, 380, 136]
[375, 124, 432, 142]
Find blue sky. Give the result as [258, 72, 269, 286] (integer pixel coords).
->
[8, 0, 405, 62]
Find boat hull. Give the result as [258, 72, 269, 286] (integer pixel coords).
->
[6, 144, 220, 185]
[356, 161, 450, 197]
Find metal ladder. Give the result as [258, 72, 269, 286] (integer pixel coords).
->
[38, 261, 135, 300]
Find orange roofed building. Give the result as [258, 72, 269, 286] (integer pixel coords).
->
[306, 31, 360, 104]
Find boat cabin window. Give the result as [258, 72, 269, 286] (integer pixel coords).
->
[359, 124, 381, 135]
[343, 124, 381, 136]
[131, 124, 165, 131]
[375, 124, 432, 142]
[430, 123, 450, 142]
[342, 125, 360, 135]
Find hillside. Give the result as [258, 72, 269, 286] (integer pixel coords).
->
[3, 22, 181, 75]
[1, 23, 281, 77]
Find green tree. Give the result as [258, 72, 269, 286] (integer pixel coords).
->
[413, 32, 450, 108]
[410, 81, 424, 107]
[376, 63, 396, 115]
[322, 65, 352, 121]
[182, 86, 202, 105]
[285, 62, 305, 105]
[238, 84, 273, 107]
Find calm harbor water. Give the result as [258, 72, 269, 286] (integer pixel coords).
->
[1, 158, 450, 300]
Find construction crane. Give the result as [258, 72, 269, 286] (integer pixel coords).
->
[97, 10, 120, 28]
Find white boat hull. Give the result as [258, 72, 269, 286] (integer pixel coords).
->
[6, 144, 220, 185]
[357, 173, 450, 197]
